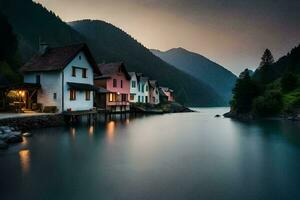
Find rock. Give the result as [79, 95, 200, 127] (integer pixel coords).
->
[11, 131, 22, 136]
[0, 139, 8, 150]
[22, 132, 33, 137]
[0, 133, 9, 140]
[5, 135, 23, 144]
[215, 114, 221, 118]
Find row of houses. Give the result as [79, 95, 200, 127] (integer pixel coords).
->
[0, 43, 174, 113]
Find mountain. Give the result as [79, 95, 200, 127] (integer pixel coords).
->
[0, 0, 225, 106]
[151, 48, 237, 103]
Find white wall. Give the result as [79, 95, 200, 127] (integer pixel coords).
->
[129, 73, 139, 103]
[137, 79, 149, 103]
[63, 51, 94, 111]
[24, 71, 63, 111]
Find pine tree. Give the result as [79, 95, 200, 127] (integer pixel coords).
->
[259, 49, 274, 68]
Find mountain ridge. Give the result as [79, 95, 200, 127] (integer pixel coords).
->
[151, 47, 237, 103]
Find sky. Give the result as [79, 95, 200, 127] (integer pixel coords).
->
[35, 0, 300, 75]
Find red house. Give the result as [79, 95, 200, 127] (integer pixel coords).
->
[94, 62, 131, 112]
[159, 87, 174, 102]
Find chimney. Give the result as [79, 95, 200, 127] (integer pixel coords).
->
[38, 39, 48, 55]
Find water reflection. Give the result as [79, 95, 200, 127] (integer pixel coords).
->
[88, 126, 94, 137]
[70, 127, 76, 139]
[19, 149, 30, 175]
[106, 121, 116, 143]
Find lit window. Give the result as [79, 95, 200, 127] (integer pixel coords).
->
[70, 89, 76, 100]
[85, 91, 90, 100]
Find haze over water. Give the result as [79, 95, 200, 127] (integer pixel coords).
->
[1, 108, 300, 199]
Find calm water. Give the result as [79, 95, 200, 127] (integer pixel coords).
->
[1, 107, 300, 200]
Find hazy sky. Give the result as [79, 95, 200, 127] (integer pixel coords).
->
[35, 0, 300, 74]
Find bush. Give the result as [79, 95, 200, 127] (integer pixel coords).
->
[253, 90, 283, 117]
[281, 72, 298, 92]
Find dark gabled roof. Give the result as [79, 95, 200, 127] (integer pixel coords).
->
[97, 62, 130, 80]
[149, 80, 158, 88]
[20, 43, 100, 75]
[160, 86, 174, 93]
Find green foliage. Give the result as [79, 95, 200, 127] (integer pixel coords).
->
[253, 90, 283, 117]
[281, 72, 298, 92]
[231, 69, 261, 113]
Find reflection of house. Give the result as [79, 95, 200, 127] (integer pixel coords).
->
[149, 80, 160, 105]
[94, 62, 130, 112]
[159, 87, 174, 102]
[20, 43, 100, 113]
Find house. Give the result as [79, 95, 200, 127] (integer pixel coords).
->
[159, 87, 174, 102]
[149, 80, 160, 105]
[20, 43, 100, 113]
[137, 74, 150, 103]
[129, 72, 139, 103]
[94, 62, 131, 112]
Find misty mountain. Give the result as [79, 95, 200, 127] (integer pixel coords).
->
[151, 48, 237, 103]
[0, 0, 225, 106]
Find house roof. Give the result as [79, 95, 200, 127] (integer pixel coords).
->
[158, 87, 168, 97]
[160, 86, 174, 93]
[149, 80, 158, 88]
[20, 43, 100, 75]
[97, 62, 130, 80]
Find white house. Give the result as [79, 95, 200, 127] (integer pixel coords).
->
[129, 72, 139, 103]
[149, 80, 160, 105]
[20, 43, 100, 113]
[137, 75, 150, 103]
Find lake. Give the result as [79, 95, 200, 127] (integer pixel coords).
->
[1, 107, 300, 200]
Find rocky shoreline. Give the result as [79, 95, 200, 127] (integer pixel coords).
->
[0, 114, 65, 150]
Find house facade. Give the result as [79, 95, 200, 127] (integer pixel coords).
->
[94, 62, 130, 112]
[136, 75, 150, 103]
[21, 43, 99, 113]
[129, 72, 139, 103]
[159, 87, 174, 102]
[149, 80, 160, 105]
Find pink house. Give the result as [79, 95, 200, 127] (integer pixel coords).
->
[160, 87, 174, 102]
[94, 62, 131, 112]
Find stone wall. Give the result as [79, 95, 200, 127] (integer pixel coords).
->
[0, 114, 65, 131]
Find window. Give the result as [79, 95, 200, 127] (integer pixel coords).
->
[145, 96, 148, 103]
[130, 94, 135, 101]
[141, 96, 144, 102]
[109, 93, 116, 102]
[113, 79, 117, 87]
[36, 75, 40, 84]
[53, 93, 57, 100]
[121, 94, 127, 102]
[72, 67, 76, 77]
[141, 84, 144, 92]
[138, 96, 140, 102]
[121, 80, 123, 88]
[70, 89, 76, 100]
[145, 85, 148, 91]
[85, 91, 90, 100]
[79, 55, 81, 60]
[132, 81, 136, 88]
[82, 68, 87, 78]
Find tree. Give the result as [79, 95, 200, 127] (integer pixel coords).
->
[254, 49, 275, 84]
[0, 13, 18, 61]
[281, 72, 298, 92]
[253, 90, 283, 117]
[259, 49, 274, 68]
[231, 69, 261, 113]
